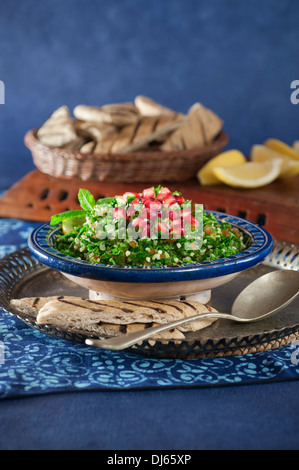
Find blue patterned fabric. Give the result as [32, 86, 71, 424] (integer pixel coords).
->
[0, 218, 298, 399]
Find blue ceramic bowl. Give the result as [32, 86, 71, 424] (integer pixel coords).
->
[28, 212, 273, 300]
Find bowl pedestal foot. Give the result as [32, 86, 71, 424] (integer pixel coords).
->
[88, 289, 212, 304]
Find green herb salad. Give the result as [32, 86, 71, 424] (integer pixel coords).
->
[50, 186, 246, 267]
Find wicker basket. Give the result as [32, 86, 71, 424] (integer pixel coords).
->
[24, 128, 229, 183]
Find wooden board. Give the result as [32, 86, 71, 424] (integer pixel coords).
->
[0, 170, 298, 244]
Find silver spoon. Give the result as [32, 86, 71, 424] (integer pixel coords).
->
[85, 270, 299, 351]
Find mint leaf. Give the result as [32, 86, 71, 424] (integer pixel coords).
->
[78, 189, 96, 211]
[50, 210, 86, 225]
[96, 197, 116, 205]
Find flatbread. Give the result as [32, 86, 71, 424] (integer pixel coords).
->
[117, 115, 185, 153]
[35, 298, 216, 332]
[161, 102, 223, 151]
[10, 296, 184, 340]
[11, 296, 217, 340]
[134, 95, 176, 116]
[188, 102, 223, 143]
[37, 106, 77, 148]
[80, 140, 96, 154]
[73, 104, 139, 127]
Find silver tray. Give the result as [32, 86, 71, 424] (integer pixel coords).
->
[0, 241, 298, 358]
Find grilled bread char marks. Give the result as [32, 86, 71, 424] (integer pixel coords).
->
[39, 298, 187, 340]
[10, 296, 184, 339]
[11, 296, 218, 339]
[122, 299, 217, 332]
[95, 114, 184, 154]
[36, 298, 217, 333]
[73, 103, 139, 127]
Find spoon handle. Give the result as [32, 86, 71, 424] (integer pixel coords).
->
[85, 311, 243, 351]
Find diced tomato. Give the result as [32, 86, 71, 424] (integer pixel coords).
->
[131, 216, 147, 229]
[222, 230, 230, 237]
[175, 195, 185, 204]
[130, 198, 140, 205]
[142, 188, 155, 199]
[190, 216, 200, 229]
[181, 208, 192, 221]
[113, 207, 126, 219]
[154, 221, 169, 234]
[163, 195, 177, 208]
[165, 209, 179, 220]
[126, 205, 136, 221]
[171, 218, 186, 237]
[204, 225, 214, 235]
[141, 223, 150, 238]
[232, 227, 241, 238]
[143, 198, 162, 210]
[156, 187, 172, 202]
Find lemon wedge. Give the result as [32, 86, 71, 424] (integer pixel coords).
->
[197, 150, 247, 185]
[251, 145, 299, 179]
[213, 158, 282, 188]
[264, 139, 299, 161]
[62, 217, 86, 234]
[293, 141, 299, 152]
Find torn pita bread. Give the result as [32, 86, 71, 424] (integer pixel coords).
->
[37, 106, 77, 148]
[64, 136, 88, 152]
[135, 95, 176, 117]
[117, 115, 185, 153]
[161, 102, 223, 151]
[102, 102, 139, 115]
[80, 140, 96, 154]
[75, 121, 117, 140]
[188, 102, 223, 143]
[73, 104, 139, 127]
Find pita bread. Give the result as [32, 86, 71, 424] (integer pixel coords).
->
[135, 95, 176, 117]
[117, 115, 185, 153]
[73, 104, 139, 126]
[10, 296, 74, 319]
[80, 140, 96, 154]
[102, 102, 139, 115]
[35, 297, 217, 333]
[188, 103, 223, 142]
[10, 296, 185, 340]
[37, 106, 77, 148]
[161, 102, 223, 151]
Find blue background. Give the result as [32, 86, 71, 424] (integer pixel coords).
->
[0, 2, 299, 449]
[0, 0, 298, 189]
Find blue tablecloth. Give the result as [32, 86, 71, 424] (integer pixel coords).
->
[0, 218, 298, 399]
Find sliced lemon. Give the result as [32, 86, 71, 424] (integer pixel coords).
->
[213, 158, 282, 188]
[197, 150, 247, 185]
[251, 145, 299, 179]
[264, 139, 299, 161]
[293, 141, 299, 152]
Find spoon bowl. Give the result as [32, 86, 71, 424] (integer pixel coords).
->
[85, 270, 299, 350]
[231, 269, 299, 321]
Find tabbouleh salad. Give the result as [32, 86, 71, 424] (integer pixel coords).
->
[50, 186, 246, 267]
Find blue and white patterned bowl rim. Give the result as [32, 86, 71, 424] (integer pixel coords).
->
[28, 211, 273, 283]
